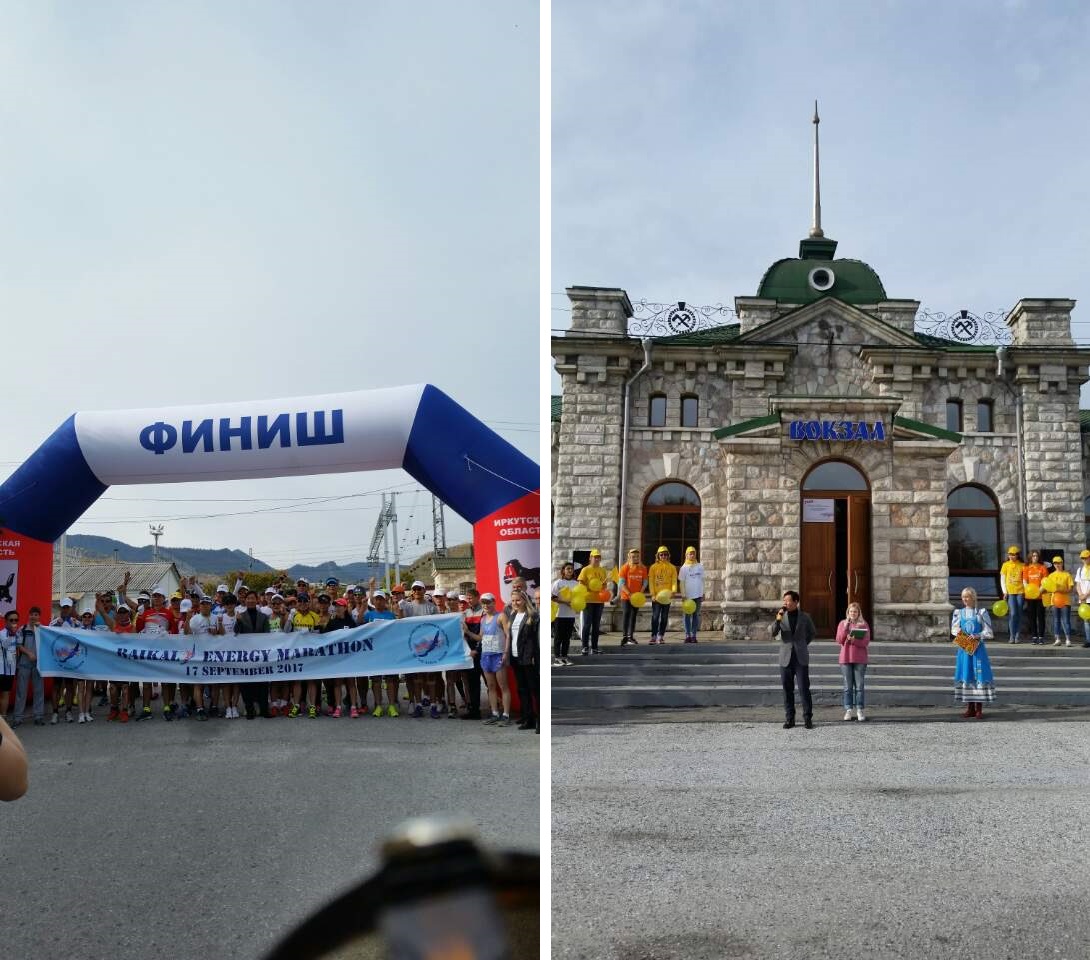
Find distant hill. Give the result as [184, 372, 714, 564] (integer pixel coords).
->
[65, 534, 383, 584]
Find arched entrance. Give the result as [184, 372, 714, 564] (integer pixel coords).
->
[800, 460, 871, 636]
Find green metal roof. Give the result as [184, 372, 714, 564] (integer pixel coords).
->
[893, 416, 961, 443]
[758, 257, 887, 305]
[551, 395, 562, 423]
[712, 414, 779, 439]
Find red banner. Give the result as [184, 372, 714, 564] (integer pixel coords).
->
[471, 491, 541, 603]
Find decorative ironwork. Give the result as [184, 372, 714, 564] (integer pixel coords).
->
[628, 300, 737, 338]
[915, 309, 1012, 346]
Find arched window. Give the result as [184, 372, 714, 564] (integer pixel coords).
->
[802, 460, 868, 491]
[976, 399, 994, 433]
[642, 481, 700, 567]
[680, 395, 698, 428]
[948, 484, 1000, 598]
[648, 394, 666, 428]
[946, 399, 963, 433]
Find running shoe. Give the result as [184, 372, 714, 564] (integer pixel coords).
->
[77, 713, 86, 724]
[430, 704, 441, 719]
[197, 708, 208, 721]
[496, 715, 511, 727]
[580, 647, 589, 655]
[118, 709, 129, 724]
[163, 705, 174, 721]
[332, 707, 342, 718]
[288, 704, 300, 718]
[389, 704, 400, 718]
[139, 706, 152, 721]
[86, 712, 94, 723]
[65, 709, 73, 723]
[482, 714, 499, 725]
[50, 712, 58, 725]
[422, 696, 430, 707]
[349, 706, 359, 718]
[448, 706, 458, 718]
[269, 705, 278, 717]
[372, 705, 384, 718]
[177, 704, 190, 719]
[107, 707, 119, 722]
[308, 705, 317, 719]
[413, 703, 425, 718]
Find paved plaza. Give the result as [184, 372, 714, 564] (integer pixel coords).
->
[0, 715, 539, 960]
[553, 707, 1090, 960]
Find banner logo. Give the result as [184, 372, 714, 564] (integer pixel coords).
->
[139, 410, 345, 455]
[408, 623, 448, 665]
[52, 636, 87, 672]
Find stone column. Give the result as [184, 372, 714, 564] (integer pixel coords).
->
[1006, 299, 1076, 346]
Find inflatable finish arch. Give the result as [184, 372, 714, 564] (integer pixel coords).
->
[0, 384, 539, 616]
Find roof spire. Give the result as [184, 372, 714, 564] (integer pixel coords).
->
[809, 99, 823, 239]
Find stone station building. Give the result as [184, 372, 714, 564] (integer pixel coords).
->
[551, 230, 1090, 642]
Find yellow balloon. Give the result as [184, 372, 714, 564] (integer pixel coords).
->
[1042, 592, 1053, 608]
[1079, 603, 1090, 622]
[991, 600, 1009, 618]
[572, 583, 588, 598]
[570, 595, 587, 613]
[629, 591, 647, 608]
[587, 577, 603, 593]
[551, 601, 559, 622]
[1042, 574, 1057, 593]
[558, 587, 572, 603]
[1024, 583, 1041, 600]
[682, 598, 697, 615]
[655, 589, 673, 605]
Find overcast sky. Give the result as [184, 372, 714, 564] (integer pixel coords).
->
[553, 0, 1090, 398]
[0, 1, 538, 571]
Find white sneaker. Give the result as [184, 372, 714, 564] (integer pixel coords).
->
[65, 709, 73, 723]
[230, 707, 238, 719]
[77, 713, 86, 724]
[843, 710, 853, 721]
[50, 712, 58, 725]
[1054, 638, 1062, 646]
[86, 712, 94, 722]
[856, 710, 866, 722]
[1066, 639, 1072, 647]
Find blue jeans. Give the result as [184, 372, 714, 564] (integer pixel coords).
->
[1053, 605, 1072, 640]
[841, 663, 867, 709]
[683, 598, 702, 636]
[1007, 593, 1024, 641]
[581, 603, 604, 650]
[650, 602, 669, 637]
[12, 657, 44, 722]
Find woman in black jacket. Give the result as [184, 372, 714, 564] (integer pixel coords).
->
[504, 589, 538, 731]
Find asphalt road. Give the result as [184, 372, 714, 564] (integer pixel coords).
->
[0, 712, 539, 960]
[553, 707, 1090, 960]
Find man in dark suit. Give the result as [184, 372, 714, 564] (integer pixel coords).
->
[768, 590, 816, 729]
[235, 589, 271, 719]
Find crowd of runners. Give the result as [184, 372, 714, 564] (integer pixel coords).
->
[0, 573, 540, 733]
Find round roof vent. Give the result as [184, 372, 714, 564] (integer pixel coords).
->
[808, 266, 835, 292]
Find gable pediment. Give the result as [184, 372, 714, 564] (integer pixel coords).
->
[734, 297, 922, 350]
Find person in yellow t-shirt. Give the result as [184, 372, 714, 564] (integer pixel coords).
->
[1049, 556, 1075, 646]
[577, 549, 608, 654]
[647, 546, 678, 645]
[999, 545, 1025, 644]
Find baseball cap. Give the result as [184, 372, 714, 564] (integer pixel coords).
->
[1053, 556, 1064, 563]
[334, 598, 347, 607]
[481, 592, 496, 602]
[199, 596, 212, 604]
[180, 599, 193, 613]
[411, 580, 425, 589]
[115, 604, 131, 615]
[297, 593, 310, 602]
[137, 592, 151, 601]
[1007, 546, 1021, 555]
[324, 577, 339, 586]
[271, 593, 284, 601]
[1081, 550, 1090, 559]
[589, 548, 601, 557]
[171, 592, 183, 601]
[217, 584, 229, 593]
[264, 587, 276, 594]
[373, 589, 387, 599]
[446, 590, 458, 599]
[344, 585, 357, 593]
[392, 584, 405, 593]
[656, 545, 669, 554]
[317, 593, 331, 603]
[61, 597, 73, 607]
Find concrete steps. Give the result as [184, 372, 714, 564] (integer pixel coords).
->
[551, 640, 1090, 708]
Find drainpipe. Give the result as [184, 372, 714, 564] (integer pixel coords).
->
[997, 346, 1030, 550]
[617, 338, 653, 566]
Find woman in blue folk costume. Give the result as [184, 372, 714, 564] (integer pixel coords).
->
[952, 586, 996, 719]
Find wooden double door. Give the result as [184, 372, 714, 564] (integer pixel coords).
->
[800, 493, 871, 637]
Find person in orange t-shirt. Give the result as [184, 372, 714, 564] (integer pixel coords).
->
[1022, 550, 1049, 645]
[618, 548, 649, 646]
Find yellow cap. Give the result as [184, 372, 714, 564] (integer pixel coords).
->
[1080, 550, 1090, 559]
[1053, 556, 1064, 563]
[589, 548, 601, 557]
[656, 545, 669, 554]
[1007, 546, 1020, 555]
[685, 546, 697, 554]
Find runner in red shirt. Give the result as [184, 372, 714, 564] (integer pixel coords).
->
[134, 588, 179, 720]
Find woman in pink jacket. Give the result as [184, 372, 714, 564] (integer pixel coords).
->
[836, 602, 871, 722]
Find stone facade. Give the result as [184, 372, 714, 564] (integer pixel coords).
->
[552, 285, 1090, 643]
